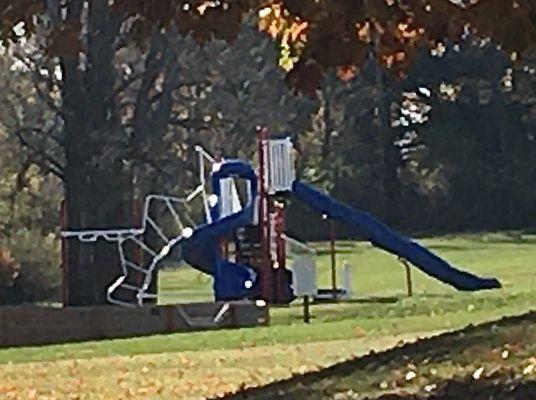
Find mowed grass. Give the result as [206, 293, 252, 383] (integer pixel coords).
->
[1, 232, 535, 364]
[160, 231, 536, 302]
[0, 233, 534, 399]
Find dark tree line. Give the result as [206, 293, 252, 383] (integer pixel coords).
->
[288, 42, 536, 240]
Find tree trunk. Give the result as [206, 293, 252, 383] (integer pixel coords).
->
[62, 0, 133, 306]
[381, 124, 402, 224]
[373, 46, 401, 223]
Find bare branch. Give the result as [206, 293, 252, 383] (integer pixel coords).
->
[11, 52, 66, 118]
[167, 117, 228, 130]
[19, 123, 64, 147]
[105, 72, 143, 103]
[12, 127, 65, 180]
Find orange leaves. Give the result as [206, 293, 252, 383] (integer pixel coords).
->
[258, 3, 309, 71]
[3, 0, 536, 95]
[288, 20, 309, 42]
[261, 1, 426, 90]
[337, 65, 357, 82]
[267, 0, 536, 91]
[396, 22, 424, 42]
[258, 3, 308, 43]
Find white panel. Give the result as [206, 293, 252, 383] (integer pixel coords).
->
[292, 257, 318, 296]
[267, 138, 296, 194]
[342, 261, 353, 297]
[220, 178, 242, 218]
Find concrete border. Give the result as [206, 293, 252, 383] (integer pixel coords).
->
[0, 301, 269, 348]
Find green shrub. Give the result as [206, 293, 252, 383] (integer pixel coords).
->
[0, 247, 21, 303]
[0, 230, 60, 305]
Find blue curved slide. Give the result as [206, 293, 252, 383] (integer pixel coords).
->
[180, 160, 258, 300]
[292, 181, 501, 291]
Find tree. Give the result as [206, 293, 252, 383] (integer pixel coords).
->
[0, 53, 61, 304]
[163, 24, 316, 174]
[400, 41, 536, 231]
[1, 2, 185, 305]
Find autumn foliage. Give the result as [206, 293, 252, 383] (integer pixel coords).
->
[257, 0, 536, 93]
[2, 1, 536, 94]
[0, 247, 20, 302]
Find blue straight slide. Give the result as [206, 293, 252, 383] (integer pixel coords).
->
[292, 180, 501, 291]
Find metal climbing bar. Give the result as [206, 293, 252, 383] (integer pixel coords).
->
[62, 187, 207, 307]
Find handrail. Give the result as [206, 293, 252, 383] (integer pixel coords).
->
[195, 145, 216, 223]
[175, 303, 230, 329]
[282, 234, 317, 255]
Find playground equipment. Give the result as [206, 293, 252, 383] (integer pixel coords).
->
[62, 128, 501, 307]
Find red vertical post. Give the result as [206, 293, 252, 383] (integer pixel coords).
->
[257, 127, 272, 302]
[274, 203, 287, 303]
[59, 199, 69, 307]
[275, 205, 286, 269]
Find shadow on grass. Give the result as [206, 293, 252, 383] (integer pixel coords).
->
[221, 311, 536, 400]
[424, 244, 487, 251]
[315, 248, 362, 256]
[343, 296, 400, 305]
[369, 374, 536, 400]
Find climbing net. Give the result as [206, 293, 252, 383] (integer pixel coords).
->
[62, 147, 217, 306]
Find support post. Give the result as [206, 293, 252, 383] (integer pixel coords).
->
[342, 261, 352, 298]
[399, 258, 413, 297]
[274, 202, 287, 303]
[303, 295, 311, 323]
[257, 127, 272, 303]
[330, 219, 337, 299]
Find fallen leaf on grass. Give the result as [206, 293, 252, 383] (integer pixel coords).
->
[472, 367, 485, 380]
[424, 383, 437, 392]
[353, 326, 367, 338]
[405, 370, 417, 381]
[523, 364, 534, 375]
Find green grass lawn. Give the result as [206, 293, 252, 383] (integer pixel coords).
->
[160, 231, 536, 303]
[1, 232, 534, 366]
[0, 232, 534, 399]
